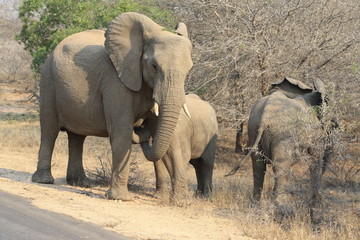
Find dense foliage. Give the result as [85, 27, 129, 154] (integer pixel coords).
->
[16, 0, 175, 73]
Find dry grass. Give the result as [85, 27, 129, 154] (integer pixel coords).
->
[0, 122, 152, 189]
[209, 130, 359, 240]
[0, 121, 359, 239]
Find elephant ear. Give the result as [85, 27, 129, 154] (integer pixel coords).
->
[312, 79, 327, 105]
[175, 22, 189, 38]
[105, 12, 163, 91]
[269, 77, 313, 98]
[313, 79, 326, 96]
[298, 79, 327, 107]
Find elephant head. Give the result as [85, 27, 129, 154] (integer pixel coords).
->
[105, 12, 193, 161]
[268, 77, 313, 98]
[269, 78, 339, 137]
[268, 77, 326, 107]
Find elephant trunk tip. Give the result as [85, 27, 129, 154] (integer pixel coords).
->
[140, 141, 162, 162]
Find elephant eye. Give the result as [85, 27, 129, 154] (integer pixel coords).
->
[152, 64, 157, 71]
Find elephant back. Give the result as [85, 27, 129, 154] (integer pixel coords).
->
[53, 29, 105, 57]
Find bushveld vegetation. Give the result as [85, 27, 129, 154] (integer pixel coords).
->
[16, 0, 175, 73]
[0, 0, 359, 239]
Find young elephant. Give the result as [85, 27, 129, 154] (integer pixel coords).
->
[228, 77, 330, 220]
[134, 94, 218, 200]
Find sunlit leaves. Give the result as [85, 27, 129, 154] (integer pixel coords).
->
[16, 0, 174, 73]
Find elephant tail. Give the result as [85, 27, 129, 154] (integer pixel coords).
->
[225, 128, 264, 177]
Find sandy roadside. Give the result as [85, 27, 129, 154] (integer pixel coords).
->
[0, 151, 251, 240]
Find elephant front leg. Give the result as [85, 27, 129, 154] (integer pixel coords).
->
[154, 160, 169, 199]
[66, 131, 89, 187]
[167, 139, 188, 203]
[106, 130, 134, 201]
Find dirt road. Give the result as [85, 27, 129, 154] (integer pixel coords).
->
[0, 190, 130, 240]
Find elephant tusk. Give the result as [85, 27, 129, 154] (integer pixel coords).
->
[153, 102, 159, 116]
[183, 104, 191, 118]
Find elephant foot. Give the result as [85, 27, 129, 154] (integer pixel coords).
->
[195, 186, 212, 199]
[154, 188, 168, 200]
[105, 188, 133, 201]
[274, 194, 295, 222]
[32, 169, 54, 184]
[66, 174, 90, 188]
[169, 190, 192, 206]
[195, 191, 210, 199]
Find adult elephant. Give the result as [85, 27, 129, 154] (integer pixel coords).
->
[134, 94, 218, 201]
[227, 77, 331, 219]
[31, 12, 193, 200]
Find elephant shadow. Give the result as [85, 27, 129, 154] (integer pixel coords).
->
[0, 168, 33, 182]
[0, 167, 108, 199]
[1, 166, 159, 200]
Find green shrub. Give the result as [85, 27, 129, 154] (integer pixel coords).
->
[16, 0, 175, 73]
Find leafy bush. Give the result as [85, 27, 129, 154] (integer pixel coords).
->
[16, 0, 175, 73]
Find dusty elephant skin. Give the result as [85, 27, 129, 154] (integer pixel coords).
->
[134, 94, 218, 201]
[228, 77, 330, 220]
[31, 12, 193, 201]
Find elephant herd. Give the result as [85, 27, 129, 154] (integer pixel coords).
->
[32, 12, 334, 219]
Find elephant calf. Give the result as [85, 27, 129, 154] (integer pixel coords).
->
[134, 94, 218, 201]
[228, 77, 331, 220]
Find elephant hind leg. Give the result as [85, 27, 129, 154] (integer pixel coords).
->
[252, 153, 267, 202]
[189, 158, 204, 195]
[193, 135, 217, 197]
[193, 158, 214, 198]
[202, 161, 214, 197]
[66, 131, 89, 187]
[271, 141, 295, 220]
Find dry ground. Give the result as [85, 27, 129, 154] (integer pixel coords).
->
[0, 82, 359, 240]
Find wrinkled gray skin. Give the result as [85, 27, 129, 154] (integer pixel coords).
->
[31, 12, 193, 200]
[134, 94, 218, 200]
[229, 77, 328, 219]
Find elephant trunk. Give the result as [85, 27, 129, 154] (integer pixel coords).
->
[141, 72, 185, 162]
[141, 103, 182, 161]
